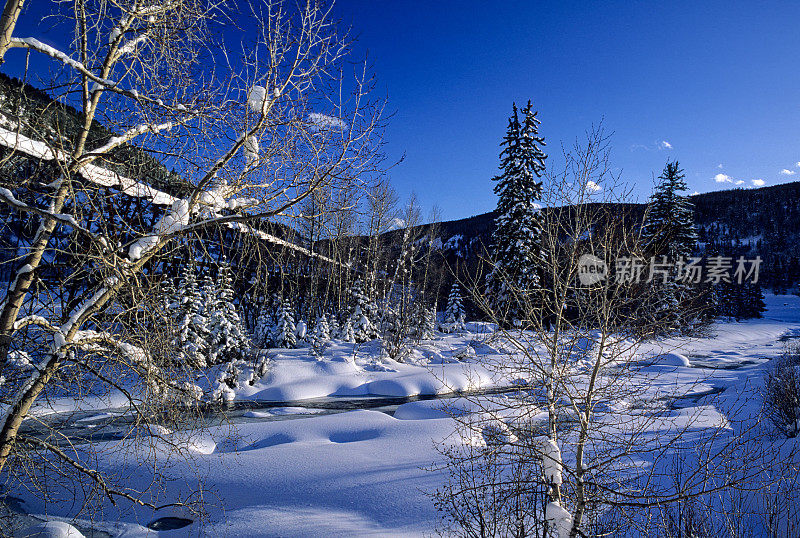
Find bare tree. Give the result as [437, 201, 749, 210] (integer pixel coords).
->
[0, 0, 384, 512]
[436, 128, 799, 537]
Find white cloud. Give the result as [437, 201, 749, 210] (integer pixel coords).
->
[796, 161, 800, 168]
[780, 168, 796, 176]
[735, 180, 745, 185]
[691, 191, 700, 195]
[752, 179, 765, 186]
[660, 140, 672, 150]
[585, 180, 602, 193]
[717, 164, 724, 169]
[714, 173, 733, 183]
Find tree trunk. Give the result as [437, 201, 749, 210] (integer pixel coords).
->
[0, 0, 24, 64]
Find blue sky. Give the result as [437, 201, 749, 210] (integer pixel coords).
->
[5, 2, 799, 221]
[334, 1, 800, 219]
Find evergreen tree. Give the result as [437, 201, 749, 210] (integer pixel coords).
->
[328, 311, 341, 340]
[347, 279, 377, 343]
[420, 305, 436, 340]
[253, 300, 275, 348]
[640, 162, 700, 332]
[486, 101, 546, 324]
[308, 313, 331, 357]
[206, 258, 251, 364]
[442, 283, 467, 333]
[340, 317, 356, 343]
[272, 298, 297, 348]
[641, 161, 698, 259]
[172, 264, 209, 368]
[717, 281, 766, 320]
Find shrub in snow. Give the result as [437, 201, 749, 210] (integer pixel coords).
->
[272, 298, 297, 348]
[212, 361, 242, 402]
[247, 354, 271, 386]
[441, 283, 466, 333]
[172, 264, 210, 368]
[764, 345, 800, 438]
[481, 420, 518, 445]
[205, 259, 251, 365]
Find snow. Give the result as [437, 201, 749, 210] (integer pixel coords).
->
[545, 501, 573, 538]
[13, 295, 800, 536]
[243, 135, 259, 167]
[12, 38, 87, 73]
[0, 127, 178, 206]
[247, 85, 268, 113]
[540, 437, 563, 485]
[20, 521, 85, 538]
[646, 351, 691, 367]
[308, 112, 348, 131]
[128, 199, 190, 260]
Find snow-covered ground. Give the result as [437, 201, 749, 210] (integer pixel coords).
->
[8, 295, 800, 537]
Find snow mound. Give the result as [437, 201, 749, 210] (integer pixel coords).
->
[19, 522, 85, 538]
[394, 401, 450, 420]
[650, 352, 691, 367]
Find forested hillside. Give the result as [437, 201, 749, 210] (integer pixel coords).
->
[421, 183, 800, 292]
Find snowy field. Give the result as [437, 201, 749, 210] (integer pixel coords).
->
[9, 294, 800, 537]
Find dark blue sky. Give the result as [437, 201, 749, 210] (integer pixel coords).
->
[335, 1, 800, 219]
[5, 2, 799, 221]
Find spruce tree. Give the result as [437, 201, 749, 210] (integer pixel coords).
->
[442, 283, 467, 333]
[641, 161, 700, 331]
[347, 279, 377, 343]
[253, 301, 275, 348]
[420, 305, 436, 340]
[172, 264, 209, 368]
[272, 298, 297, 348]
[486, 101, 546, 324]
[308, 313, 331, 357]
[206, 258, 251, 364]
[641, 161, 698, 259]
[340, 316, 356, 343]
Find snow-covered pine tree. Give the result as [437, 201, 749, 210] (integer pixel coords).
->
[340, 316, 356, 343]
[172, 264, 209, 368]
[253, 300, 275, 348]
[308, 313, 331, 357]
[206, 258, 251, 364]
[163, 277, 178, 313]
[328, 311, 341, 340]
[640, 161, 700, 331]
[272, 298, 297, 348]
[486, 101, 546, 325]
[442, 283, 466, 333]
[641, 161, 698, 259]
[346, 279, 377, 343]
[420, 305, 436, 340]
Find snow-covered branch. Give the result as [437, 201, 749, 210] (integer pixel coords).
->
[84, 121, 174, 157]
